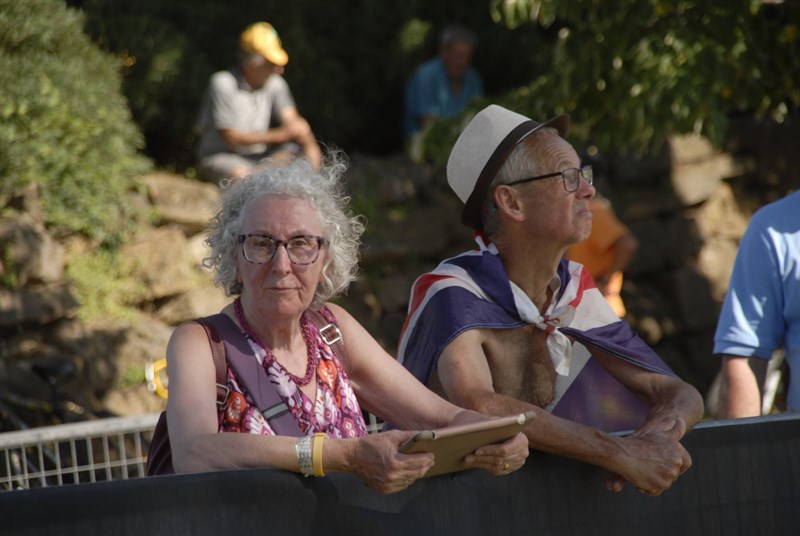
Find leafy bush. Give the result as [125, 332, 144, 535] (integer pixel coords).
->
[487, 0, 800, 153]
[63, 1, 798, 173]
[65, 247, 147, 322]
[0, 0, 150, 245]
[66, 1, 548, 169]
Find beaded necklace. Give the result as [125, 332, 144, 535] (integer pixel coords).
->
[233, 298, 319, 386]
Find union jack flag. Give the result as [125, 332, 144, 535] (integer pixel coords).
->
[398, 235, 675, 433]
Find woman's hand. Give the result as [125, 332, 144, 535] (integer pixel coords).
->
[463, 432, 529, 475]
[349, 430, 434, 495]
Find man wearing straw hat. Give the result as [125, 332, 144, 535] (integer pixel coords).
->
[398, 104, 704, 495]
[196, 22, 321, 183]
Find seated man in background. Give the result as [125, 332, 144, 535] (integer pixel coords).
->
[195, 21, 321, 183]
[713, 190, 800, 418]
[403, 24, 483, 145]
[566, 193, 639, 317]
[398, 105, 704, 496]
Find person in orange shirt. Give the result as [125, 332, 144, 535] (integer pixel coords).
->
[566, 195, 639, 317]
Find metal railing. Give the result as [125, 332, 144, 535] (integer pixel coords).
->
[0, 413, 159, 492]
[1, 410, 383, 492]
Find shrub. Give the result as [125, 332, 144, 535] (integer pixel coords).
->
[0, 0, 151, 245]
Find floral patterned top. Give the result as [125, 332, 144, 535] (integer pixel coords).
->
[217, 308, 368, 438]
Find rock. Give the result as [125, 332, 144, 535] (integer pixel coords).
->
[688, 182, 751, 241]
[626, 219, 669, 276]
[668, 266, 719, 332]
[0, 212, 65, 286]
[696, 238, 739, 303]
[186, 233, 212, 269]
[0, 282, 79, 327]
[156, 286, 232, 325]
[122, 226, 199, 301]
[103, 384, 165, 417]
[623, 279, 679, 346]
[664, 212, 704, 267]
[6, 183, 45, 225]
[141, 172, 219, 234]
[669, 134, 736, 207]
[361, 203, 457, 264]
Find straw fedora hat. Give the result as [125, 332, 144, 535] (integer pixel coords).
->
[447, 105, 569, 230]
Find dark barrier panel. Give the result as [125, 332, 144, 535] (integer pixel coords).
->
[2, 414, 799, 536]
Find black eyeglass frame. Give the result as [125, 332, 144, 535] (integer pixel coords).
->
[237, 234, 326, 265]
[506, 164, 594, 192]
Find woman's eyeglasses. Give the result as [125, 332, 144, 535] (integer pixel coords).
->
[238, 234, 326, 265]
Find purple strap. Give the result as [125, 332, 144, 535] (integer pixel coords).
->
[203, 313, 303, 437]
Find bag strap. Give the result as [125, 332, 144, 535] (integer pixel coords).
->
[202, 313, 303, 437]
[195, 317, 230, 407]
[307, 305, 350, 373]
[196, 308, 350, 436]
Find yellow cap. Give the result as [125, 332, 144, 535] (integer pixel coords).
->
[240, 22, 289, 66]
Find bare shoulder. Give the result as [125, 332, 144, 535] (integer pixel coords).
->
[169, 320, 209, 350]
[445, 326, 489, 353]
[167, 320, 216, 372]
[321, 302, 360, 332]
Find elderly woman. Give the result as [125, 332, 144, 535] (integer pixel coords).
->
[165, 153, 528, 494]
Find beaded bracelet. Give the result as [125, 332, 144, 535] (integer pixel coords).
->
[312, 433, 326, 477]
[296, 436, 313, 477]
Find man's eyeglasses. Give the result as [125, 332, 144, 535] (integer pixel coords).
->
[238, 234, 326, 265]
[506, 165, 594, 193]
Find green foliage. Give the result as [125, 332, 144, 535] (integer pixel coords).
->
[61, 0, 798, 174]
[65, 247, 147, 322]
[0, 244, 18, 288]
[479, 0, 800, 155]
[120, 364, 146, 388]
[68, 0, 545, 169]
[68, 0, 422, 168]
[0, 0, 151, 245]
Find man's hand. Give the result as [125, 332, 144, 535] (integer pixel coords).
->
[605, 430, 692, 496]
[633, 410, 688, 441]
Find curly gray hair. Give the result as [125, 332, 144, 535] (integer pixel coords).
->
[203, 152, 365, 307]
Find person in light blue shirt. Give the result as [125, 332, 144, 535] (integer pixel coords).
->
[404, 24, 484, 141]
[713, 190, 800, 417]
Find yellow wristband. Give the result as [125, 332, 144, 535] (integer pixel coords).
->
[312, 433, 326, 477]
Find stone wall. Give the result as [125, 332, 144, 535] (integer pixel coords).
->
[1, 115, 797, 422]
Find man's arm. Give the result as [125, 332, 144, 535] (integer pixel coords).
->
[277, 106, 321, 168]
[216, 104, 310, 150]
[436, 329, 692, 495]
[218, 125, 292, 149]
[587, 346, 704, 439]
[718, 354, 768, 418]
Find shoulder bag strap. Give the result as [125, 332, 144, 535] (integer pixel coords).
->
[202, 313, 303, 437]
[308, 306, 350, 373]
[195, 317, 230, 407]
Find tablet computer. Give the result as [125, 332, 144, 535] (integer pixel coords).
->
[399, 411, 534, 477]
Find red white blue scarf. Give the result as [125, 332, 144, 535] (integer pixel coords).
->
[398, 235, 675, 433]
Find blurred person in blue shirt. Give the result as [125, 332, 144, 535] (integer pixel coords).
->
[713, 190, 800, 417]
[404, 24, 484, 144]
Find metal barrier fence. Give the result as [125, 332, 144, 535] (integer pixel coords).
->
[0, 413, 159, 492]
[0, 411, 384, 492]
